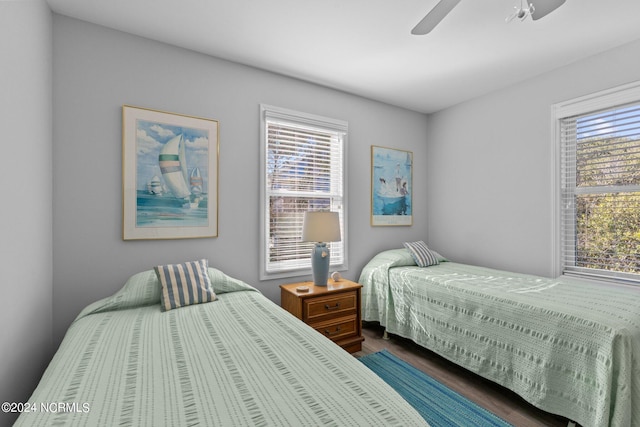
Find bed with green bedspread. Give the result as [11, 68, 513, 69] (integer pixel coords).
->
[16, 267, 427, 427]
[359, 248, 640, 427]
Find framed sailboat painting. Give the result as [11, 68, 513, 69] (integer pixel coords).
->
[122, 105, 218, 240]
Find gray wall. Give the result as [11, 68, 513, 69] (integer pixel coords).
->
[426, 38, 640, 277]
[0, 1, 52, 425]
[52, 15, 429, 345]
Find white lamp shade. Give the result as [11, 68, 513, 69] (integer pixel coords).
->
[302, 211, 341, 243]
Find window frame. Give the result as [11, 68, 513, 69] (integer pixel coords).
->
[259, 104, 348, 280]
[552, 80, 640, 285]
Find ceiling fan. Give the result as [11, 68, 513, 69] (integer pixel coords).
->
[411, 0, 567, 35]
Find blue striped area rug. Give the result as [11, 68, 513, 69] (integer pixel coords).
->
[359, 350, 513, 427]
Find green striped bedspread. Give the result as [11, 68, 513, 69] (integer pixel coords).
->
[359, 249, 640, 427]
[16, 268, 427, 427]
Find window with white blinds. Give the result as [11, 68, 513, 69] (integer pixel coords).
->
[556, 84, 640, 285]
[259, 105, 347, 279]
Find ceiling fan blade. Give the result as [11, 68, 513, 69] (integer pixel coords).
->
[411, 0, 462, 35]
[530, 0, 566, 20]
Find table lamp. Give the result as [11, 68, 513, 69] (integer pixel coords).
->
[302, 211, 341, 286]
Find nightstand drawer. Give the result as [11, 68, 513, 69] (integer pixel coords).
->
[311, 315, 358, 342]
[303, 292, 357, 323]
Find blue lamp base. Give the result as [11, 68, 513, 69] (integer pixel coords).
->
[311, 242, 330, 286]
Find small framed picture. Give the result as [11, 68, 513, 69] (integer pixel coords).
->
[371, 145, 413, 226]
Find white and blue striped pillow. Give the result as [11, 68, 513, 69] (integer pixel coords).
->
[403, 241, 440, 267]
[154, 259, 216, 311]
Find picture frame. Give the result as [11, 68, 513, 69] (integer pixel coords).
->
[371, 145, 413, 226]
[122, 105, 218, 240]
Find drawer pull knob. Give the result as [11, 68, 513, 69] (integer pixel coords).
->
[324, 327, 341, 336]
[324, 302, 341, 310]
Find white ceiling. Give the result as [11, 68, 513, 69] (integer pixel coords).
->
[46, 0, 640, 114]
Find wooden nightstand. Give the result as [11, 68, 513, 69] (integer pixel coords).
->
[280, 279, 364, 353]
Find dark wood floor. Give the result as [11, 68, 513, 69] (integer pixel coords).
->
[354, 323, 577, 427]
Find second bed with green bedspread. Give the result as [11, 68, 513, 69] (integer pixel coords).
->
[360, 248, 640, 427]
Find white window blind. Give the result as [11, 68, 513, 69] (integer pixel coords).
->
[260, 105, 347, 279]
[559, 99, 640, 284]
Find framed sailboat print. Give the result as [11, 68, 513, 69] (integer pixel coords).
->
[122, 105, 218, 240]
[371, 145, 412, 226]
